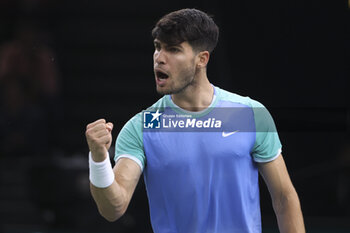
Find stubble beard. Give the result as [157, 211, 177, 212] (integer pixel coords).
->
[156, 59, 197, 95]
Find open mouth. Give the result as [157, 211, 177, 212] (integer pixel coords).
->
[156, 71, 169, 80]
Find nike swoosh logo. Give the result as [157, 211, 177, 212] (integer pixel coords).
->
[222, 130, 239, 137]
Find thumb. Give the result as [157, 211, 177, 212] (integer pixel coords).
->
[106, 122, 113, 132]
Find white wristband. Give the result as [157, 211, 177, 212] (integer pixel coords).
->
[89, 152, 115, 188]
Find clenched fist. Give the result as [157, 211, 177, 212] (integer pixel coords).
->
[85, 119, 114, 162]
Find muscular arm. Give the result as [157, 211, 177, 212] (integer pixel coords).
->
[85, 119, 142, 222]
[258, 154, 305, 233]
[90, 158, 142, 222]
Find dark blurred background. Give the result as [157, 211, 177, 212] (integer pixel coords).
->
[0, 0, 348, 232]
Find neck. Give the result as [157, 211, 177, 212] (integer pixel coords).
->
[171, 70, 214, 112]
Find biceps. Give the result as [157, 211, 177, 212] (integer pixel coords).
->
[113, 158, 142, 201]
[258, 154, 295, 198]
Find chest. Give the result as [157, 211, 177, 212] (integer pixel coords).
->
[143, 131, 255, 171]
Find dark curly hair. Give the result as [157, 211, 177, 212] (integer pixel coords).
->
[152, 8, 219, 53]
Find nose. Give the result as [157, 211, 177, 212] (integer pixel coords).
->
[154, 50, 166, 65]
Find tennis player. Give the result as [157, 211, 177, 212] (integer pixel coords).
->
[85, 8, 305, 233]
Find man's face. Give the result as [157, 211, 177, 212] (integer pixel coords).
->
[153, 39, 198, 95]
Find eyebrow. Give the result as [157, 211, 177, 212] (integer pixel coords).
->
[154, 40, 182, 48]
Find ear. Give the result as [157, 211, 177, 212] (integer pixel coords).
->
[196, 51, 210, 68]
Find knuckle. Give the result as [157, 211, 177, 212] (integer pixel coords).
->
[96, 123, 105, 130]
[86, 122, 93, 129]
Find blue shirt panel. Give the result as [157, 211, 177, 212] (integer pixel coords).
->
[143, 100, 261, 233]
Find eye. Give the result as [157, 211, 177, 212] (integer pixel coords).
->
[168, 47, 180, 53]
[154, 42, 161, 51]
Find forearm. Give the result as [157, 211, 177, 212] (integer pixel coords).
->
[85, 120, 141, 221]
[273, 190, 305, 233]
[88, 151, 127, 222]
[90, 181, 127, 222]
